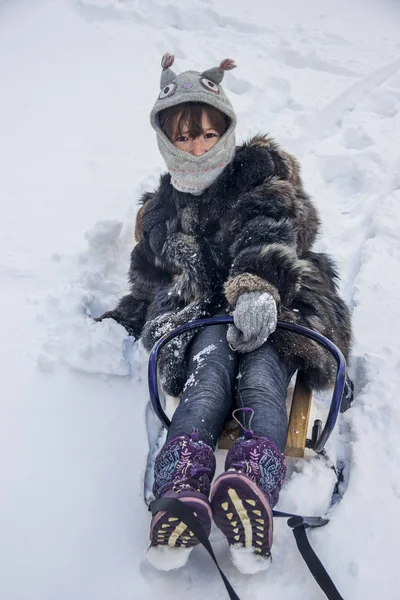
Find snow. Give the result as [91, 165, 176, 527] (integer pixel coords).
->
[1, 0, 400, 599]
[146, 544, 193, 572]
[230, 544, 272, 575]
[193, 343, 217, 367]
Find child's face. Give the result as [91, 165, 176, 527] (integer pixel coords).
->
[171, 112, 221, 155]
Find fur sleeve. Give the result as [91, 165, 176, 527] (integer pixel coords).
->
[269, 252, 352, 390]
[226, 141, 320, 307]
[225, 139, 352, 389]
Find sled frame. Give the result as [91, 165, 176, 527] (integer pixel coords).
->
[148, 316, 346, 456]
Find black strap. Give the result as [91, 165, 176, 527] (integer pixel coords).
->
[288, 519, 344, 600]
[151, 497, 240, 600]
[150, 498, 345, 600]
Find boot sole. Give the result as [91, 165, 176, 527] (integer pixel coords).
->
[211, 472, 273, 558]
[150, 495, 212, 549]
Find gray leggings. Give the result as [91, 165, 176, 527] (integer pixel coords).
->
[167, 323, 295, 452]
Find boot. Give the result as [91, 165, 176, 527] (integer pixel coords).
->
[147, 432, 215, 571]
[211, 410, 286, 574]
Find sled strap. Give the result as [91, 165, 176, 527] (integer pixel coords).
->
[150, 499, 345, 600]
[150, 497, 241, 600]
[286, 515, 345, 600]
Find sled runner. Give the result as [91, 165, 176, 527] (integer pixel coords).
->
[144, 316, 351, 600]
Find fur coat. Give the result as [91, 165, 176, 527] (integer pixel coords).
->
[99, 135, 352, 396]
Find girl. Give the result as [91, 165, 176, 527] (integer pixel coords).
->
[98, 54, 351, 573]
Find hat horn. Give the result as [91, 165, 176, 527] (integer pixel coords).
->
[201, 58, 236, 84]
[160, 52, 177, 89]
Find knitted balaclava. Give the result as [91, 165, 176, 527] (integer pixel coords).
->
[150, 53, 237, 195]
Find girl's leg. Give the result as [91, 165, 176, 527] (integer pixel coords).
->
[149, 324, 238, 569]
[235, 341, 294, 451]
[211, 343, 295, 574]
[167, 323, 239, 448]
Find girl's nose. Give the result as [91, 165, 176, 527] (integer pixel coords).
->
[190, 138, 206, 156]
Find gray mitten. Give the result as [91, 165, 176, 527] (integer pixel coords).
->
[227, 291, 277, 353]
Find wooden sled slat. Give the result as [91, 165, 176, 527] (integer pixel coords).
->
[217, 373, 313, 457]
[284, 373, 312, 458]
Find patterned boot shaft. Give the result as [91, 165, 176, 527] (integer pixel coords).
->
[225, 434, 286, 507]
[153, 433, 216, 500]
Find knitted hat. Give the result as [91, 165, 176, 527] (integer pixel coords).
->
[150, 53, 237, 195]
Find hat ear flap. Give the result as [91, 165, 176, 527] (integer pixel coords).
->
[160, 53, 177, 89]
[201, 58, 236, 84]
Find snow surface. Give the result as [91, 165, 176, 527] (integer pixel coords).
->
[1, 0, 400, 598]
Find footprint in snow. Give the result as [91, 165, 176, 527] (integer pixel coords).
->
[363, 87, 400, 118]
[264, 77, 293, 113]
[271, 46, 359, 78]
[225, 73, 254, 96]
[342, 126, 374, 151]
[317, 153, 381, 198]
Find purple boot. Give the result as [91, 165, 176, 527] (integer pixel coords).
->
[148, 432, 215, 570]
[211, 414, 286, 573]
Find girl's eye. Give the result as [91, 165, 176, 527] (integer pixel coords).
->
[200, 78, 220, 94]
[205, 133, 218, 139]
[158, 83, 176, 99]
[176, 136, 189, 142]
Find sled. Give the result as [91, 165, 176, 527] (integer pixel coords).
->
[144, 316, 351, 600]
[145, 316, 348, 481]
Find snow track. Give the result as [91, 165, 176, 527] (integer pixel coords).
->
[292, 58, 400, 157]
[1, 1, 399, 599]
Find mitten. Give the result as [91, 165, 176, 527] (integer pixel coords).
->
[227, 291, 277, 353]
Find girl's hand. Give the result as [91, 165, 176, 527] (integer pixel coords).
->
[227, 291, 277, 353]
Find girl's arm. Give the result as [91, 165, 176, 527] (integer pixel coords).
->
[225, 139, 351, 389]
[225, 153, 319, 309]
